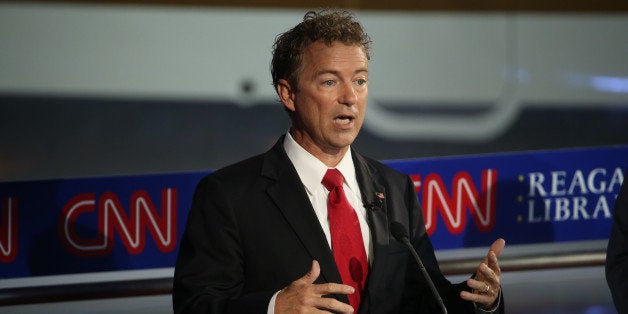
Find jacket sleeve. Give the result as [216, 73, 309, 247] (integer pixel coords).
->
[402, 175, 504, 314]
[606, 174, 628, 314]
[172, 175, 274, 314]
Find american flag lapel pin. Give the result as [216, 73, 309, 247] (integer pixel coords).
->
[375, 192, 385, 209]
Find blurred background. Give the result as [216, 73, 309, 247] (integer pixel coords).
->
[1, 0, 627, 313]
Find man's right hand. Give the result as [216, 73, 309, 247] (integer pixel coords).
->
[274, 260, 355, 314]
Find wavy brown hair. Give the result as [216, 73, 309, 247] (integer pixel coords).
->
[271, 10, 372, 91]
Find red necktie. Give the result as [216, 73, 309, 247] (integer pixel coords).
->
[322, 168, 369, 311]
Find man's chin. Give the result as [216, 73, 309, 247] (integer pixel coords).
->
[332, 134, 359, 149]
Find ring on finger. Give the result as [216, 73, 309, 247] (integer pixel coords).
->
[483, 283, 490, 294]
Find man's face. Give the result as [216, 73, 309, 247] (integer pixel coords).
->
[279, 41, 369, 157]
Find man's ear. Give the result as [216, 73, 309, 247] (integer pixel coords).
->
[276, 79, 296, 112]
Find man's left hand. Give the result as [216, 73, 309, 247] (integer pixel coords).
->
[460, 238, 506, 310]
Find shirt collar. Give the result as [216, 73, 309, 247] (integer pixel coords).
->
[283, 132, 358, 195]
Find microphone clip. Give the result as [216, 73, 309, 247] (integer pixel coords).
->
[366, 192, 385, 211]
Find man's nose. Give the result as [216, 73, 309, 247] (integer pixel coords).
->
[339, 83, 358, 106]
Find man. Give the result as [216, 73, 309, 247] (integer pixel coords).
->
[606, 171, 628, 313]
[173, 10, 505, 313]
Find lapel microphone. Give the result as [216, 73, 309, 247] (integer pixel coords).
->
[390, 221, 448, 314]
[365, 201, 380, 211]
[365, 192, 384, 211]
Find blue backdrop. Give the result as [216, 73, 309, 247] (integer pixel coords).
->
[1, 145, 626, 279]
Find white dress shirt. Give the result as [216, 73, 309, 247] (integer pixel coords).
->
[267, 133, 373, 314]
[283, 132, 372, 260]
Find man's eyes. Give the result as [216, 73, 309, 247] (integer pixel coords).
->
[321, 78, 367, 86]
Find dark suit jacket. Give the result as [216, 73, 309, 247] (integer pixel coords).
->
[606, 172, 628, 314]
[173, 136, 504, 313]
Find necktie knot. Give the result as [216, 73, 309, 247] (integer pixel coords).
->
[322, 168, 344, 191]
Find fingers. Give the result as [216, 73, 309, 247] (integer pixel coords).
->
[478, 262, 497, 282]
[460, 288, 498, 308]
[302, 261, 354, 296]
[479, 238, 504, 279]
[301, 260, 321, 285]
[486, 250, 501, 277]
[466, 238, 504, 309]
[461, 274, 500, 309]
[467, 278, 490, 293]
[482, 238, 506, 265]
[473, 262, 499, 293]
[310, 295, 355, 314]
[489, 238, 506, 257]
[468, 275, 498, 294]
[297, 260, 355, 297]
[275, 260, 355, 314]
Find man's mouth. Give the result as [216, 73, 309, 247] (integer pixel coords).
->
[334, 115, 354, 125]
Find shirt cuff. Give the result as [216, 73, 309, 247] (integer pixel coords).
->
[474, 289, 502, 313]
[267, 290, 280, 314]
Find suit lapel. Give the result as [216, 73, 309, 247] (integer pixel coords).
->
[352, 150, 392, 307]
[262, 138, 343, 287]
[260, 139, 392, 307]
